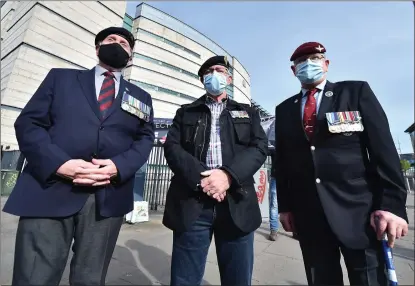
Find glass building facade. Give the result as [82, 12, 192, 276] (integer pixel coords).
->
[123, 13, 133, 32]
[121, 3, 259, 118]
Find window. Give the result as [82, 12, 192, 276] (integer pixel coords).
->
[123, 14, 133, 32]
[123, 22, 132, 32]
[137, 28, 201, 58]
[130, 80, 196, 101]
[1, 150, 24, 171]
[226, 84, 234, 99]
[134, 53, 199, 79]
[124, 14, 133, 26]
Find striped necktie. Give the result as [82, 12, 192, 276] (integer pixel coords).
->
[98, 71, 115, 119]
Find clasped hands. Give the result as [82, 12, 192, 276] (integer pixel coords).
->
[56, 159, 117, 186]
[200, 169, 231, 202]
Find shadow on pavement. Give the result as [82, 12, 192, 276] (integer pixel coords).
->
[258, 225, 296, 240]
[256, 226, 271, 240]
[392, 244, 415, 261]
[125, 239, 211, 286]
[285, 279, 305, 285]
[110, 245, 152, 285]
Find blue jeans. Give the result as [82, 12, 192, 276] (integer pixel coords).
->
[269, 177, 279, 231]
[170, 202, 254, 286]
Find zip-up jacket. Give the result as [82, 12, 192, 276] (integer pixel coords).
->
[162, 95, 268, 233]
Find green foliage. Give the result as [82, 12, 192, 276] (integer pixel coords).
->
[400, 159, 411, 172]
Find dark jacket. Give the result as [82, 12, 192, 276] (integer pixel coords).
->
[3, 68, 155, 218]
[273, 80, 408, 249]
[162, 95, 268, 233]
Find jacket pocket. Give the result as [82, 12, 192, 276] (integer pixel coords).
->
[182, 118, 200, 144]
[232, 118, 251, 145]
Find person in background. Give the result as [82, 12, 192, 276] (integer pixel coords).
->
[268, 148, 279, 241]
[274, 41, 408, 285]
[163, 55, 268, 286]
[3, 27, 155, 285]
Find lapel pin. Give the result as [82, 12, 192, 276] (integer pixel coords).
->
[294, 99, 298, 103]
[325, 91, 333, 97]
[126, 87, 130, 92]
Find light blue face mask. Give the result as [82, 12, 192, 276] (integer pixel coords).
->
[203, 70, 228, 96]
[295, 59, 326, 84]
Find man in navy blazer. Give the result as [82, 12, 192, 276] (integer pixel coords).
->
[3, 27, 155, 285]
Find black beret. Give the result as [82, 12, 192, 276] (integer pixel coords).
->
[198, 55, 231, 78]
[290, 42, 326, 62]
[95, 27, 135, 49]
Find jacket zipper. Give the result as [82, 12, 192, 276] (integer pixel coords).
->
[199, 113, 208, 162]
[193, 118, 201, 145]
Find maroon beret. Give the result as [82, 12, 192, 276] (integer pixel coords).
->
[290, 42, 326, 62]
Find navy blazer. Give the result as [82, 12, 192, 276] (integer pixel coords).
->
[3, 68, 155, 218]
[273, 80, 407, 249]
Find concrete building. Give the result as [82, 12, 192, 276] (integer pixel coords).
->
[125, 3, 257, 118]
[405, 123, 415, 153]
[1, 1, 269, 152]
[1, 1, 127, 150]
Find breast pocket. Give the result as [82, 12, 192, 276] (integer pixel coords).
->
[232, 118, 251, 145]
[182, 117, 200, 144]
[326, 132, 361, 147]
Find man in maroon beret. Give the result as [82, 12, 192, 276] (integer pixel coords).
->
[273, 41, 408, 285]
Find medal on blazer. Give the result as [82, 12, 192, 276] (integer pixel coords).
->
[121, 90, 151, 122]
[230, 110, 249, 119]
[326, 111, 364, 133]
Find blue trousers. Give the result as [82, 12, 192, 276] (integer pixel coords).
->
[170, 202, 254, 286]
[269, 177, 279, 231]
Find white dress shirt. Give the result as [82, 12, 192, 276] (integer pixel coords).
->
[94, 65, 122, 99]
[300, 79, 327, 119]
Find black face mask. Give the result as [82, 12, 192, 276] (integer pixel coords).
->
[98, 43, 130, 69]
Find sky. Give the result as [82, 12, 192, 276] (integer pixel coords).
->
[127, 1, 414, 153]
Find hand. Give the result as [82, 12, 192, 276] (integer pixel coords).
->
[56, 159, 100, 180]
[200, 169, 231, 198]
[370, 210, 408, 248]
[280, 212, 296, 232]
[73, 159, 118, 187]
[212, 191, 227, 202]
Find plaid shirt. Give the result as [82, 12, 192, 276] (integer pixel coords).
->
[205, 96, 226, 169]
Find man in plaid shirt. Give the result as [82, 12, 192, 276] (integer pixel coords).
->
[163, 56, 268, 286]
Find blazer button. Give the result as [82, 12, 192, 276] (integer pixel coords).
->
[316, 178, 321, 184]
[310, 146, 315, 151]
[91, 153, 97, 159]
[99, 126, 104, 131]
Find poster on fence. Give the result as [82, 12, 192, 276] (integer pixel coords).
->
[125, 163, 149, 224]
[125, 201, 149, 224]
[253, 168, 269, 222]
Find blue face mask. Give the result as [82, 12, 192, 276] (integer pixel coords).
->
[295, 59, 326, 84]
[203, 71, 228, 96]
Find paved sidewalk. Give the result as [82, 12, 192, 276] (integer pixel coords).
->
[1, 194, 414, 285]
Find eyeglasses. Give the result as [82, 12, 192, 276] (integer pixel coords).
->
[294, 55, 326, 65]
[204, 66, 228, 75]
